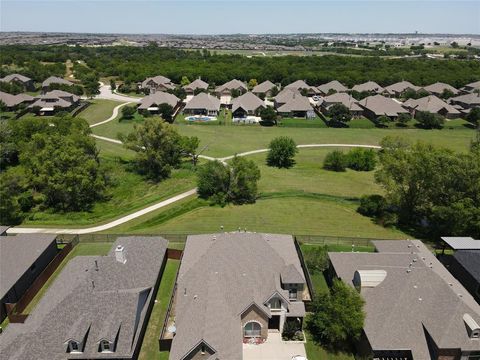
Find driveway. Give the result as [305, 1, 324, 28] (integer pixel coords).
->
[243, 332, 307, 360]
[95, 83, 141, 103]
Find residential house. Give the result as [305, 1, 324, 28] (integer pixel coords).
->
[182, 78, 209, 95]
[137, 91, 180, 114]
[316, 80, 348, 95]
[329, 240, 480, 360]
[0, 236, 168, 360]
[284, 80, 319, 96]
[461, 80, 480, 93]
[449, 92, 480, 111]
[167, 233, 310, 360]
[351, 81, 385, 94]
[215, 79, 248, 106]
[277, 94, 315, 118]
[384, 81, 420, 97]
[0, 73, 35, 91]
[320, 92, 363, 118]
[358, 94, 409, 120]
[421, 82, 460, 97]
[183, 92, 221, 116]
[140, 75, 175, 94]
[403, 95, 461, 119]
[0, 91, 34, 110]
[0, 234, 58, 322]
[274, 88, 300, 108]
[41, 76, 74, 93]
[28, 90, 80, 115]
[252, 80, 277, 97]
[231, 92, 265, 118]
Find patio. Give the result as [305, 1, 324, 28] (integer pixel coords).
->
[243, 332, 307, 360]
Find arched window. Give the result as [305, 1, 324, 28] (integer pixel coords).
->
[244, 322, 261, 337]
[99, 340, 112, 353]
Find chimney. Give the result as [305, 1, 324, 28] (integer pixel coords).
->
[115, 245, 127, 264]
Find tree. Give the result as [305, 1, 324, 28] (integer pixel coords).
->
[270, 86, 279, 97]
[303, 245, 329, 274]
[327, 104, 352, 126]
[266, 136, 298, 168]
[229, 156, 261, 204]
[260, 106, 277, 125]
[0, 167, 28, 225]
[180, 76, 190, 86]
[440, 88, 454, 100]
[121, 118, 184, 180]
[396, 113, 411, 127]
[110, 79, 116, 91]
[466, 107, 480, 126]
[357, 194, 386, 217]
[158, 103, 174, 122]
[121, 105, 136, 120]
[375, 115, 391, 127]
[403, 88, 418, 100]
[415, 111, 444, 129]
[248, 78, 258, 90]
[323, 150, 347, 172]
[451, 41, 459, 48]
[346, 148, 377, 171]
[197, 160, 231, 205]
[307, 279, 365, 347]
[181, 136, 200, 166]
[231, 88, 241, 98]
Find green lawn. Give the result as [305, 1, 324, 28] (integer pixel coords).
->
[139, 259, 179, 360]
[305, 332, 355, 360]
[278, 117, 328, 128]
[348, 117, 376, 128]
[78, 99, 123, 125]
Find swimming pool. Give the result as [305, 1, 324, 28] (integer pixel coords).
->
[185, 115, 217, 122]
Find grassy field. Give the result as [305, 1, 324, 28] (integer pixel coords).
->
[79, 99, 123, 125]
[139, 259, 179, 360]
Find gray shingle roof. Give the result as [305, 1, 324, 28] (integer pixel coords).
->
[215, 79, 247, 93]
[252, 80, 276, 94]
[231, 92, 265, 113]
[284, 80, 319, 94]
[141, 75, 172, 88]
[0, 73, 32, 83]
[463, 80, 480, 92]
[450, 92, 480, 107]
[28, 90, 79, 110]
[42, 76, 73, 87]
[422, 82, 459, 96]
[329, 240, 480, 359]
[0, 234, 57, 299]
[403, 95, 461, 116]
[351, 81, 385, 93]
[317, 80, 348, 94]
[138, 91, 179, 110]
[170, 233, 306, 360]
[384, 81, 420, 95]
[0, 91, 34, 107]
[0, 236, 168, 360]
[274, 88, 300, 105]
[184, 92, 220, 111]
[277, 94, 313, 113]
[454, 250, 480, 283]
[442, 237, 480, 250]
[321, 92, 363, 111]
[358, 94, 409, 117]
[183, 78, 209, 91]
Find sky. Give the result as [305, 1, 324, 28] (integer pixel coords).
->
[1, 0, 479, 35]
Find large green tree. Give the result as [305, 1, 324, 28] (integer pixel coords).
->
[266, 136, 298, 168]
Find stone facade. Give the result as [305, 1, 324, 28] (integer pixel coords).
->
[241, 304, 269, 339]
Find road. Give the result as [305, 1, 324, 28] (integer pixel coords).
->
[96, 82, 141, 103]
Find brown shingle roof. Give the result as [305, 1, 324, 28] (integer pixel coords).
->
[352, 81, 385, 93]
[403, 95, 461, 116]
[422, 82, 459, 96]
[138, 91, 179, 110]
[358, 94, 408, 117]
[183, 78, 209, 91]
[231, 92, 265, 113]
[317, 80, 348, 94]
[184, 92, 220, 112]
[252, 80, 276, 94]
[41, 76, 73, 87]
[215, 79, 247, 93]
[384, 81, 420, 95]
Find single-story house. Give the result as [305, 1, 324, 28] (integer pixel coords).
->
[274, 88, 300, 108]
[140, 75, 175, 94]
[183, 92, 221, 116]
[277, 94, 315, 118]
[461, 80, 480, 93]
[384, 81, 420, 97]
[358, 94, 409, 120]
[28, 90, 80, 115]
[0, 73, 35, 91]
[421, 82, 460, 97]
[231, 92, 265, 118]
[137, 91, 180, 114]
[252, 80, 277, 97]
[351, 81, 385, 94]
[320, 92, 364, 118]
[0, 91, 34, 110]
[316, 80, 348, 95]
[41, 76, 74, 93]
[215, 79, 248, 96]
[0, 236, 168, 360]
[403, 95, 461, 119]
[284, 80, 319, 96]
[167, 233, 310, 360]
[0, 234, 58, 322]
[449, 92, 480, 110]
[182, 78, 209, 95]
[329, 239, 480, 360]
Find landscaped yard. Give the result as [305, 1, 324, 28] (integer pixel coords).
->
[78, 99, 123, 125]
[139, 259, 179, 360]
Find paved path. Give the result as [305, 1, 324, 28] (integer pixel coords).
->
[90, 101, 132, 128]
[95, 82, 141, 103]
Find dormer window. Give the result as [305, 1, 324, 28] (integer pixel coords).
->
[67, 340, 81, 353]
[99, 340, 112, 353]
[270, 298, 281, 310]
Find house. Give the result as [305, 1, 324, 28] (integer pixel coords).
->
[403, 95, 461, 119]
[284, 80, 319, 96]
[358, 94, 409, 120]
[252, 80, 277, 97]
[461, 80, 480, 93]
[0, 234, 58, 322]
[0, 236, 168, 360]
[28, 90, 80, 115]
[0, 73, 35, 91]
[182, 78, 209, 95]
[316, 80, 348, 95]
[277, 94, 315, 118]
[384, 81, 420, 97]
[274, 88, 300, 108]
[329, 239, 480, 360]
[215, 79, 248, 96]
[183, 92, 221, 116]
[140, 75, 175, 94]
[231, 92, 265, 118]
[421, 82, 460, 97]
[351, 81, 385, 94]
[167, 233, 310, 360]
[449, 92, 480, 110]
[0, 91, 34, 110]
[320, 92, 364, 118]
[41, 76, 74, 93]
[137, 91, 180, 114]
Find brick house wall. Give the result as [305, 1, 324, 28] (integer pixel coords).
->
[241, 304, 269, 340]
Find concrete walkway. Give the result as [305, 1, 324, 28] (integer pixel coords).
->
[95, 82, 141, 103]
[243, 332, 306, 360]
[89, 101, 132, 128]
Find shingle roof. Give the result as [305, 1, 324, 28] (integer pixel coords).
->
[42, 76, 73, 87]
[463, 80, 480, 91]
[450, 92, 480, 106]
[403, 95, 461, 116]
[231, 92, 265, 113]
[28, 90, 79, 109]
[277, 94, 313, 113]
[170, 233, 307, 360]
[215, 79, 247, 93]
[422, 82, 459, 96]
[351, 81, 385, 93]
[138, 91, 179, 110]
[358, 94, 409, 117]
[141, 75, 172, 88]
[0, 234, 57, 299]
[285, 80, 319, 94]
[252, 80, 276, 94]
[0, 73, 32, 83]
[321, 92, 363, 111]
[384, 81, 420, 95]
[329, 240, 480, 359]
[317, 80, 348, 94]
[183, 78, 209, 91]
[184, 92, 221, 111]
[0, 236, 168, 360]
[454, 250, 480, 283]
[0, 91, 34, 107]
[274, 88, 300, 105]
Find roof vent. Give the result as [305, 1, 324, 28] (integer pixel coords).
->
[463, 313, 480, 339]
[115, 245, 126, 264]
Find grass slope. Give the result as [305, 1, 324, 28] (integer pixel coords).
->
[78, 99, 123, 125]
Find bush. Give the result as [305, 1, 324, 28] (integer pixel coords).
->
[415, 111, 444, 129]
[358, 194, 386, 217]
[375, 115, 391, 127]
[266, 136, 298, 168]
[397, 113, 411, 126]
[346, 148, 377, 171]
[282, 320, 303, 341]
[304, 245, 329, 273]
[121, 105, 136, 120]
[466, 107, 480, 126]
[323, 150, 347, 172]
[260, 106, 277, 124]
[327, 103, 352, 126]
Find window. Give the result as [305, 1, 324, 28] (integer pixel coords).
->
[99, 340, 111, 353]
[289, 289, 297, 300]
[244, 322, 261, 337]
[201, 345, 206, 354]
[270, 298, 281, 310]
[67, 340, 81, 353]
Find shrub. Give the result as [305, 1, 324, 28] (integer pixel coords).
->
[397, 113, 411, 126]
[266, 136, 298, 168]
[358, 194, 386, 217]
[304, 245, 329, 273]
[415, 111, 444, 129]
[327, 104, 352, 127]
[323, 150, 347, 172]
[375, 115, 391, 127]
[121, 105, 136, 120]
[282, 320, 303, 341]
[346, 148, 377, 171]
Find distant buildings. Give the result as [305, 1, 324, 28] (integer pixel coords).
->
[403, 95, 461, 118]
[28, 90, 80, 115]
[252, 80, 277, 97]
[357, 94, 409, 120]
[138, 91, 180, 114]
